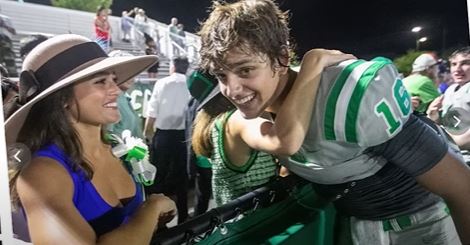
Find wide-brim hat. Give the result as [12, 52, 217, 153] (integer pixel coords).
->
[5, 34, 157, 144]
[186, 69, 234, 115]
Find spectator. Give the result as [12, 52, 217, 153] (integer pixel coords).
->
[428, 47, 470, 150]
[185, 96, 213, 216]
[403, 53, 441, 113]
[144, 57, 191, 224]
[437, 60, 454, 94]
[198, 0, 470, 243]
[94, 6, 111, 52]
[0, 41, 17, 77]
[4, 34, 47, 122]
[19, 34, 48, 58]
[120, 10, 134, 42]
[6, 34, 175, 244]
[1, 64, 18, 118]
[176, 23, 186, 54]
[153, 27, 161, 54]
[144, 34, 159, 79]
[168, 17, 179, 57]
[134, 8, 149, 36]
[107, 50, 144, 139]
[185, 70, 232, 214]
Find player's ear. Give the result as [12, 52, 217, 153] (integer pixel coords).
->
[276, 48, 290, 75]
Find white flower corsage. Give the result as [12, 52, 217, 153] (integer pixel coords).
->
[111, 130, 156, 186]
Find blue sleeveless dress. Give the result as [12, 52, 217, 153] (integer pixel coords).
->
[34, 144, 144, 236]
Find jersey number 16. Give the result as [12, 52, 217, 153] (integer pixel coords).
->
[375, 79, 411, 136]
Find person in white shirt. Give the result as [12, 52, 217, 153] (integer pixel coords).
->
[144, 57, 191, 224]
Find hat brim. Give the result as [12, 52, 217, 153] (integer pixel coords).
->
[197, 84, 235, 115]
[412, 60, 439, 73]
[197, 84, 221, 110]
[5, 55, 157, 144]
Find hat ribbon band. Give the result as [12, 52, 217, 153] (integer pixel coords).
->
[33, 41, 107, 89]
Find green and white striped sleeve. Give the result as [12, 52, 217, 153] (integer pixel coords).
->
[323, 58, 412, 147]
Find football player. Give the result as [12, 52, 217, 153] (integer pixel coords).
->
[197, 0, 470, 244]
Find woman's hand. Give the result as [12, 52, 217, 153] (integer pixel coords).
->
[300, 49, 356, 75]
[147, 194, 176, 224]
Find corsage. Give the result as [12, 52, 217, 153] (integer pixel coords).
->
[111, 130, 156, 186]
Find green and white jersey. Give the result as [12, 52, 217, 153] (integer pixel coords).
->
[442, 82, 470, 117]
[282, 58, 412, 184]
[442, 82, 470, 109]
[441, 82, 470, 135]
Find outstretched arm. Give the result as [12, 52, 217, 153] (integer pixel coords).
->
[368, 115, 470, 244]
[237, 49, 355, 155]
[416, 151, 470, 244]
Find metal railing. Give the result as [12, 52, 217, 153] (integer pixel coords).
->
[0, 1, 201, 62]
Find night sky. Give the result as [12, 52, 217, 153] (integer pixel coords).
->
[112, 0, 470, 59]
[28, 0, 470, 59]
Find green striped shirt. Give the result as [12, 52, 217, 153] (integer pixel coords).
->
[210, 111, 277, 206]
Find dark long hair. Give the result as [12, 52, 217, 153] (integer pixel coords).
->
[9, 85, 95, 207]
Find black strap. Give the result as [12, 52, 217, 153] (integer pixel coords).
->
[16, 41, 107, 107]
[33, 42, 107, 90]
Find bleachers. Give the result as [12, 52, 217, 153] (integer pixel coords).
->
[0, 0, 200, 79]
[0, 1, 95, 37]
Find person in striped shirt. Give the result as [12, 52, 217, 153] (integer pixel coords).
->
[197, 0, 470, 244]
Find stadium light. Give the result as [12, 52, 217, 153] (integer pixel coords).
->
[411, 26, 422, 33]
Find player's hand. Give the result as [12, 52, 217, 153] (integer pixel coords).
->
[427, 95, 444, 122]
[411, 96, 421, 111]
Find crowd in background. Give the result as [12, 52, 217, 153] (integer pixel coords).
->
[92, 4, 189, 84]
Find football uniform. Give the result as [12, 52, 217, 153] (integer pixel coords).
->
[441, 82, 470, 163]
[441, 82, 470, 135]
[282, 58, 413, 184]
[442, 82, 470, 114]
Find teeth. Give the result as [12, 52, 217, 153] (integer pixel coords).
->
[234, 94, 254, 105]
[104, 102, 117, 108]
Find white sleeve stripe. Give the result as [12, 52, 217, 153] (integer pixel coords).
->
[333, 61, 376, 142]
[344, 60, 392, 143]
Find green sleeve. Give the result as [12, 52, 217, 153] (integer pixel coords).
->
[415, 80, 440, 113]
[418, 81, 440, 104]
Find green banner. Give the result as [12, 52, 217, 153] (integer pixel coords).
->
[127, 81, 154, 119]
